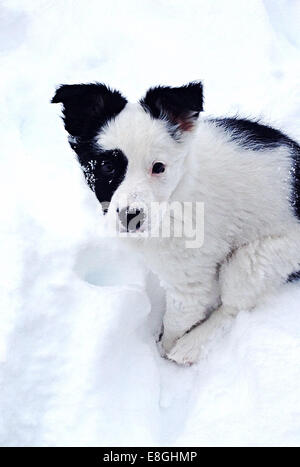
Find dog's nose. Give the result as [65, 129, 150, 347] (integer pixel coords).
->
[118, 207, 145, 232]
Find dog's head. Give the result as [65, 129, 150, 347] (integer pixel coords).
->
[52, 82, 203, 234]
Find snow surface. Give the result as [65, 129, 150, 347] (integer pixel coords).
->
[1, 0, 300, 447]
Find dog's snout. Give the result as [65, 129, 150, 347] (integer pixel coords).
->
[118, 207, 145, 232]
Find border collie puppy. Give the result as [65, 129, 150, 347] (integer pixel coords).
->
[52, 82, 300, 365]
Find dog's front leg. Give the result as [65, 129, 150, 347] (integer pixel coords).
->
[161, 297, 204, 355]
[161, 277, 220, 355]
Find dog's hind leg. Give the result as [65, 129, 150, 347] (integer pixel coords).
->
[168, 228, 300, 365]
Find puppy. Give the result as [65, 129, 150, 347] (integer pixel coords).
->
[52, 82, 300, 365]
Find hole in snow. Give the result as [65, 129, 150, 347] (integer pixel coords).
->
[74, 240, 146, 287]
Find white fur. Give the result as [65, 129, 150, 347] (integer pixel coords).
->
[98, 104, 300, 365]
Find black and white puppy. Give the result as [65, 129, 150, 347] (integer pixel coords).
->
[52, 82, 300, 365]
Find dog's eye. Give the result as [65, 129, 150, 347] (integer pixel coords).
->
[152, 162, 166, 175]
[100, 160, 115, 175]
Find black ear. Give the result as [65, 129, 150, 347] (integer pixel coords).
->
[140, 82, 203, 135]
[51, 83, 127, 139]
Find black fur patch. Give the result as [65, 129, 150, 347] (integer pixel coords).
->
[290, 142, 300, 219]
[140, 82, 203, 138]
[52, 83, 128, 211]
[287, 270, 300, 283]
[51, 83, 127, 139]
[212, 117, 290, 150]
[71, 141, 128, 211]
[212, 117, 300, 219]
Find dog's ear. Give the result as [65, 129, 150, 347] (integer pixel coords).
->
[51, 83, 127, 138]
[140, 81, 203, 134]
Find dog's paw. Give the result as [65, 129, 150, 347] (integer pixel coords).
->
[157, 332, 181, 359]
[157, 338, 167, 358]
[166, 307, 235, 366]
[155, 325, 164, 344]
[160, 333, 177, 355]
[166, 330, 203, 366]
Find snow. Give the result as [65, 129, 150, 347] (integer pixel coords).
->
[1, 0, 300, 447]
